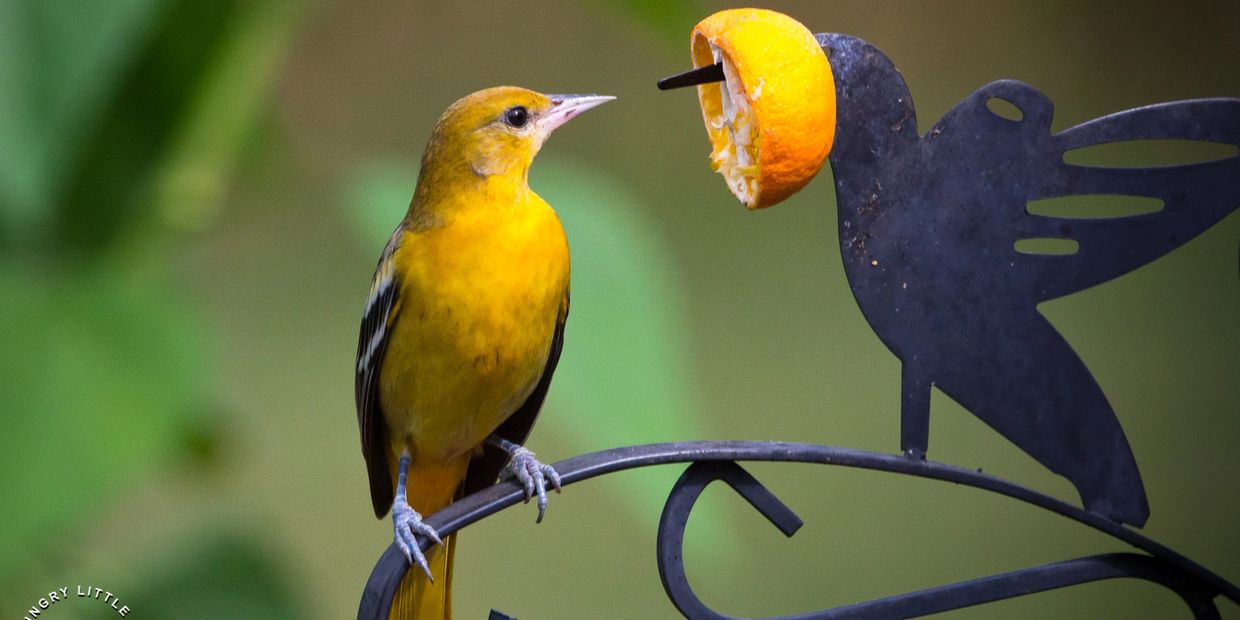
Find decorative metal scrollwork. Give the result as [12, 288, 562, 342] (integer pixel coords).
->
[359, 441, 1240, 619]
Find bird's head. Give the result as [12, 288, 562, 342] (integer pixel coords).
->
[421, 86, 614, 181]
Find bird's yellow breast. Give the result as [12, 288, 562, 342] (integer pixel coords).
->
[379, 190, 569, 464]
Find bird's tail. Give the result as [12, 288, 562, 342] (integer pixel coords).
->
[388, 533, 456, 619]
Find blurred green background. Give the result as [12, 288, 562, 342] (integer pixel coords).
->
[2, 0, 1237, 617]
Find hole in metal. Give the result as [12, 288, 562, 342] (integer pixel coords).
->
[986, 98, 1024, 122]
[1026, 195, 1164, 220]
[1015, 238, 1080, 256]
[1063, 139, 1238, 168]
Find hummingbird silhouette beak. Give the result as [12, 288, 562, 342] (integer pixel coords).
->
[657, 33, 832, 90]
[657, 64, 725, 90]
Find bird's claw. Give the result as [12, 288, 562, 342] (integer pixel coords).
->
[392, 499, 442, 581]
[500, 447, 562, 523]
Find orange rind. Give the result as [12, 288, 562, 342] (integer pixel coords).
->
[691, 8, 836, 209]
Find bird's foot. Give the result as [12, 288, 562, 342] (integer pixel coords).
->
[499, 446, 562, 523]
[392, 497, 443, 580]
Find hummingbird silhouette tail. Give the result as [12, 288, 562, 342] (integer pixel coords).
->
[1075, 428, 1150, 527]
[900, 363, 931, 459]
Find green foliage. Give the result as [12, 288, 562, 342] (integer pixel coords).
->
[586, 0, 704, 45]
[0, 0, 161, 248]
[342, 158, 417, 246]
[0, 260, 208, 577]
[78, 532, 302, 619]
[0, 0, 305, 608]
[56, 0, 252, 251]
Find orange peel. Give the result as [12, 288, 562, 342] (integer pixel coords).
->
[691, 8, 836, 209]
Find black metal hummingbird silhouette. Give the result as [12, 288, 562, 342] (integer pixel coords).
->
[660, 33, 1240, 527]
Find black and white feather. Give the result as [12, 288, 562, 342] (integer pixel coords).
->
[355, 226, 403, 518]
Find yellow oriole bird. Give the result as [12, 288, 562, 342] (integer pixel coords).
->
[354, 86, 612, 618]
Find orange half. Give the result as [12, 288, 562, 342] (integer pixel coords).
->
[692, 8, 836, 209]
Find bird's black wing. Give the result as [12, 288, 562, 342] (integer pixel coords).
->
[462, 292, 569, 497]
[968, 82, 1240, 301]
[355, 226, 404, 518]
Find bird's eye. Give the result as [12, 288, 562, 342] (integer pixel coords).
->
[503, 106, 530, 128]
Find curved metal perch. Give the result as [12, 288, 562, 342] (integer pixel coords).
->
[358, 441, 1239, 619]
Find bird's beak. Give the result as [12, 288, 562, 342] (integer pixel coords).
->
[541, 94, 615, 133]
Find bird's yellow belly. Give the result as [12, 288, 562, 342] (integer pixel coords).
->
[379, 210, 568, 465]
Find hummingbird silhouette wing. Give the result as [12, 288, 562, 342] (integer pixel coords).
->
[987, 87, 1240, 302]
[897, 81, 1236, 527]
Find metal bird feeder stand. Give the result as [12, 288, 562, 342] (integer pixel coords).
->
[360, 33, 1240, 619]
